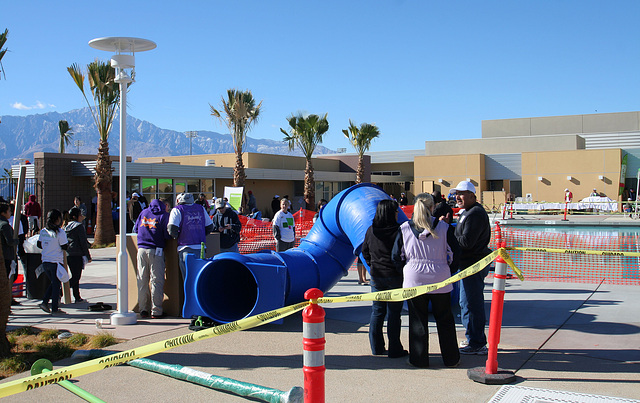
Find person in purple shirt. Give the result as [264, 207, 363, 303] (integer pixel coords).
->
[168, 193, 214, 282]
[134, 199, 170, 319]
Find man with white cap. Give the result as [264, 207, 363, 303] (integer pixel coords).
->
[211, 197, 242, 253]
[168, 193, 214, 281]
[452, 180, 491, 355]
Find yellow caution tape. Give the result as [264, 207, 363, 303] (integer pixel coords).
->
[498, 248, 524, 281]
[1, 248, 525, 397]
[317, 249, 523, 304]
[0, 301, 309, 398]
[507, 246, 640, 258]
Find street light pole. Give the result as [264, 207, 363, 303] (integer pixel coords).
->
[74, 140, 84, 154]
[89, 37, 156, 326]
[185, 131, 198, 155]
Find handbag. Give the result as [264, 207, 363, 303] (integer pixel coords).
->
[56, 263, 70, 283]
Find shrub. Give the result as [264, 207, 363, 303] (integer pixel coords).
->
[68, 333, 89, 347]
[0, 355, 28, 374]
[90, 332, 117, 348]
[11, 327, 38, 336]
[39, 329, 60, 342]
[35, 341, 74, 362]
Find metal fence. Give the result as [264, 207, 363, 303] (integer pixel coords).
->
[0, 178, 41, 202]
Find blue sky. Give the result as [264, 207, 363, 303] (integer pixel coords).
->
[1, 1, 639, 153]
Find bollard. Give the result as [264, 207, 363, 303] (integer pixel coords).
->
[30, 359, 106, 402]
[509, 202, 514, 219]
[468, 223, 516, 385]
[303, 288, 325, 403]
[562, 201, 569, 221]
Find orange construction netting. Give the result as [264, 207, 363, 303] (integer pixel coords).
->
[236, 209, 640, 285]
[495, 227, 640, 285]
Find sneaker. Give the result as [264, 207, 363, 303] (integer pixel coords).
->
[51, 309, 66, 315]
[39, 303, 50, 313]
[151, 313, 166, 319]
[75, 298, 86, 303]
[459, 345, 488, 355]
[140, 311, 150, 318]
[446, 358, 461, 368]
[459, 340, 469, 348]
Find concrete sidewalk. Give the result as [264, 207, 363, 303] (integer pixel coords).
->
[3, 218, 640, 402]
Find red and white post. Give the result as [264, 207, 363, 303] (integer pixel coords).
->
[303, 288, 325, 403]
[562, 201, 569, 221]
[468, 222, 516, 384]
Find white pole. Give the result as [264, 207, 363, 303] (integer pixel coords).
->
[111, 69, 136, 325]
[635, 168, 640, 220]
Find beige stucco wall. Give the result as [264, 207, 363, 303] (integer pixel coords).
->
[521, 149, 622, 202]
[136, 152, 340, 171]
[414, 154, 485, 201]
[425, 134, 584, 156]
[482, 111, 640, 138]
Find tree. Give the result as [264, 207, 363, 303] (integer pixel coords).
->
[210, 89, 262, 187]
[58, 120, 74, 153]
[342, 120, 380, 184]
[68, 60, 120, 246]
[0, 28, 8, 80]
[0, 28, 9, 358]
[281, 113, 329, 210]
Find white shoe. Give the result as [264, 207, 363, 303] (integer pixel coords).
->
[459, 340, 469, 348]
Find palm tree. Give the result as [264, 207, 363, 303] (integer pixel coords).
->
[281, 113, 329, 211]
[342, 120, 381, 184]
[210, 89, 262, 187]
[0, 28, 8, 80]
[58, 120, 74, 153]
[68, 59, 120, 245]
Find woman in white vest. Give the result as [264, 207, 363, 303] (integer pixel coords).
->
[392, 193, 460, 368]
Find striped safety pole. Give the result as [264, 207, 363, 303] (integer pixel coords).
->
[562, 201, 569, 221]
[468, 222, 515, 384]
[303, 288, 325, 403]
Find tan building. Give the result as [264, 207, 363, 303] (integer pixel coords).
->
[12, 111, 640, 217]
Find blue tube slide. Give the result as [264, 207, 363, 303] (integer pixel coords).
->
[182, 183, 409, 324]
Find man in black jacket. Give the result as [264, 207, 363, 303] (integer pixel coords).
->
[453, 181, 491, 355]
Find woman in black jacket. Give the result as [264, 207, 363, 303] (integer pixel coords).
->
[361, 199, 407, 358]
[65, 207, 92, 303]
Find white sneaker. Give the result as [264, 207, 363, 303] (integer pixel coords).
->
[459, 340, 469, 348]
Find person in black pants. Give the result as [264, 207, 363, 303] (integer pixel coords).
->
[392, 193, 460, 368]
[65, 207, 92, 303]
[362, 199, 406, 358]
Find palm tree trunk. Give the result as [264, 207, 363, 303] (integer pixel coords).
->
[0, 247, 11, 357]
[304, 158, 316, 211]
[233, 151, 246, 188]
[93, 140, 116, 245]
[356, 156, 365, 184]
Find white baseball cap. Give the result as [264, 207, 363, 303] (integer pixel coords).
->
[453, 180, 476, 194]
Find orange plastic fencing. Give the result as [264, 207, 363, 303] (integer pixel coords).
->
[496, 227, 640, 285]
[237, 208, 360, 270]
[237, 208, 316, 254]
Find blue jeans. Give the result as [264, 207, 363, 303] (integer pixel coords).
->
[369, 276, 404, 356]
[42, 262, 61, 312]
[220, 243, 240, 253]
[459, 264, 490, 348]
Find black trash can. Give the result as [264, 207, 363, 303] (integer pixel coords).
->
[24, 253, 48, 300]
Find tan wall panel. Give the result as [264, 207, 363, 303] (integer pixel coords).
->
[521, 149, 622, 202]
[414, 154, 484, 201]
[425, 135, 583, 156]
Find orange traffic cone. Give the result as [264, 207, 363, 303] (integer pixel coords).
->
[87, 220, 93, 235]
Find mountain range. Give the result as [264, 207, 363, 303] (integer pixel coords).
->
[0, 108, 336, 170]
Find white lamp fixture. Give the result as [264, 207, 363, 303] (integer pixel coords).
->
[598, 175, 604, 180]
[567, 176, 572, 181]
[538, 176, 544, 181]
[89, 37, 156, 326]
[438, 178, 443, 183]
[466, 178, 471, 182]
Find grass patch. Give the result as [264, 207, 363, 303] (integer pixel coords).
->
[0, 327, 123, 379]
[89, 332, 118, 348]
